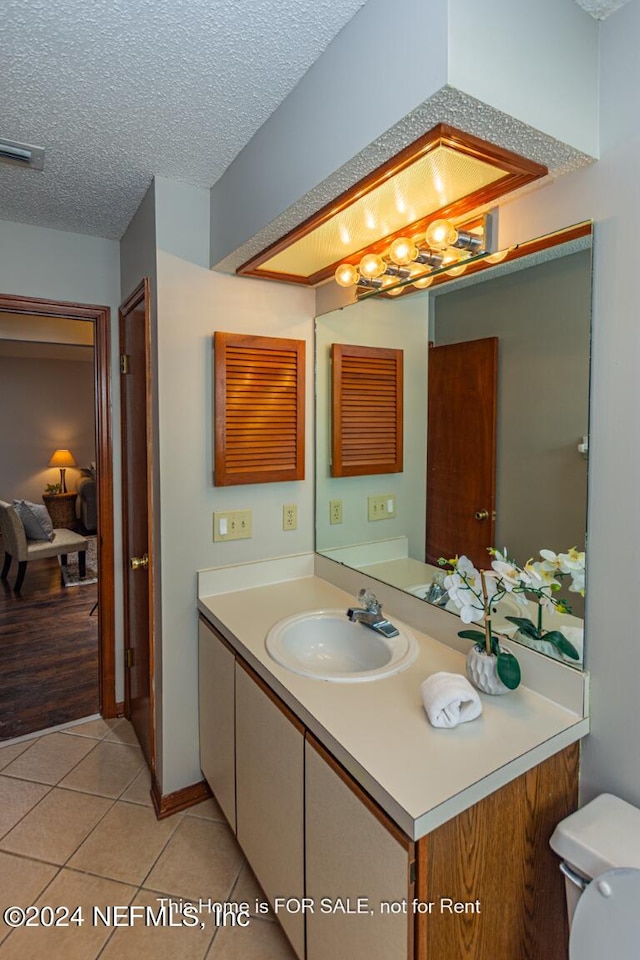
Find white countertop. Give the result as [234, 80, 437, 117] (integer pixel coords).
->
[198, 568, 588, 840]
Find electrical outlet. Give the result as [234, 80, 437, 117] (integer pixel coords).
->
[213, 509, 253, 541]
[283, 504, 298, 531]
[367, 494, 397, 521]
[329, 499, 343, 524]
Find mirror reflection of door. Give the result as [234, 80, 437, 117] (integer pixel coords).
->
[426, 338, 498, 569]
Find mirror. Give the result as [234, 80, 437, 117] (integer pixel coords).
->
[315, 223, 592, 667]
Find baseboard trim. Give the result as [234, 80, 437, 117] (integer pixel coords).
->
[151, 776, 213, 819]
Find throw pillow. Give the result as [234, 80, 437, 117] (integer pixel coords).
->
[13, 499, 55, 542]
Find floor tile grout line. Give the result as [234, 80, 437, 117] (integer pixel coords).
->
[64, 795, 174, 879]
[54, 739, 145, 799]
[0, 780, 55, 842]
[0, 738, 38, 767]
[134, 806, 187, 890]
[0, 858, 65, 951]
[0, 730, 104, 789]
[0, 788, 118, 867]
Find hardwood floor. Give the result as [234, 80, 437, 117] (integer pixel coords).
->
[0, 552, 99, 740]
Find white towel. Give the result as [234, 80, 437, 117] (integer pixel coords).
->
[420, 672, 483, 729]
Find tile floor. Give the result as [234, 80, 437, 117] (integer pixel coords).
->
[0, 718, 298, 959]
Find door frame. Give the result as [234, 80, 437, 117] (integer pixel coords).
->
[0, 292, 117, 716]
[119, 278, 156, 774]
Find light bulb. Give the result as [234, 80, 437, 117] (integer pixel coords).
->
[359, 253, 386, 280]
[386, 286, 405, 296]
[425, 219, 458, 251]
[412, 275, 434, 289]
[389, 237, 418, 266]
[486, 248, 509, 264]
[446, 262, 467, 277]
[441, 248, 462, 267]
[335, 263, 359, 287]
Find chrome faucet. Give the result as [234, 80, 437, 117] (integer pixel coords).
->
[346, 589, 400, 639]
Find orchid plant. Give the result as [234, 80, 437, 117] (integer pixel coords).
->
[439, 547, 585, 675]
[439, 554, 522, 690]
[493, 547, 585, 661]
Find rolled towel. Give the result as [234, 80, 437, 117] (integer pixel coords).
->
[420, 672, 483, 729]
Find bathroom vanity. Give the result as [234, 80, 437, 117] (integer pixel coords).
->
[197, 557, 588, 960]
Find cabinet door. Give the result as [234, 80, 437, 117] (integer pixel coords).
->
[305, 736, 414, 960]
[198, 619, 236, 831]
[235, 661, 305, 959]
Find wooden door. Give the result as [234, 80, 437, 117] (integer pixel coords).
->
[119, 279, 155, 770]
[426, 338, 498, 570]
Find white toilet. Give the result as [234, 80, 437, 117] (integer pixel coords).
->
[550, 793, 640, 959]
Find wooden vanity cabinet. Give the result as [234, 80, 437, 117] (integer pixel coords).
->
[198, 618, 236, 829]
[235, 660, 305, 958]
[198, 615, 578, 960]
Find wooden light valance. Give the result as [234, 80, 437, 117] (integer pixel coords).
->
[331, 343, 403, 477]
[214, 332, 305, 486]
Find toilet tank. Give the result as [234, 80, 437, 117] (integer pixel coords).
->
[550, 793, 640, 922]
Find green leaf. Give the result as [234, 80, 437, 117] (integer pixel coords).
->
[505, 616, 540, 639]
[541, 630, 580, 660]
[496, 650, 521, 689]
[458, 629, 486, 643]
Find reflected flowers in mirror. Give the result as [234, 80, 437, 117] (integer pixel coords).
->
[490, 547, 585, 661]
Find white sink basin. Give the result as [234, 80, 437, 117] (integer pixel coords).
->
[265, 609, 418, 682]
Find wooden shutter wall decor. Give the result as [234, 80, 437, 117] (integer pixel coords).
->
[214, 332, 305, 485]
[331, 343, 403, 477]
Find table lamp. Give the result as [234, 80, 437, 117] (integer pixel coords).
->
[48, 448, 77, 493]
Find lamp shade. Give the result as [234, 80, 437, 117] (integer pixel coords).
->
[48, 449, 77, 469]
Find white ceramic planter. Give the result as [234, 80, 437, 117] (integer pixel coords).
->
[466, 644, 511, 696]
[514, 628, 563, 661]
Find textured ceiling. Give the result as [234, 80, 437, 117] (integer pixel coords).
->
[1, 0, 369, 239]
[574, 0, 631, 18]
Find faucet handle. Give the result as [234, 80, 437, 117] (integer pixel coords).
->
[358, 588, 381, 613]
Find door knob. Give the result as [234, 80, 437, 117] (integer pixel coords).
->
[474, 509, 489, 521]
[130, 553, 149, 570]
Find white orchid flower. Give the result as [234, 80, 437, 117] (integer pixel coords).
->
[491, 558, 526, 591]
[524, 560, 560, 591]
[443, 556, 492, 623]
[568, 569, 585, 595]
[539, 547, 585, 596]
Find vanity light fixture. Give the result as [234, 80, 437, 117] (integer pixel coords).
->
[334, 213, 494, 296]
[0, 137, 45, 171]
[238, 125, 548, 286]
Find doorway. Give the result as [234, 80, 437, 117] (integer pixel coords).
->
[0, 293, 116, 732]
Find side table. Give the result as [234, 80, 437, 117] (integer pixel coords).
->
[42, 492, 78, 530]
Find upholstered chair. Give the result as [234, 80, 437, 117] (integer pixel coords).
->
[0, 499, 88, 592]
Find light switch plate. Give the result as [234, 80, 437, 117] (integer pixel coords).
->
[368, 494, 397, 521]
[214, 509, 252, 541]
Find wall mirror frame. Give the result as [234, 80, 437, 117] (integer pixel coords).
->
[315, 221, 593, 669]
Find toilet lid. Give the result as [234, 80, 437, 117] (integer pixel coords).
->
[570, 868, 640, 960]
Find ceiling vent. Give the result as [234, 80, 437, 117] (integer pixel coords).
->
[0, 138, 45, 171]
